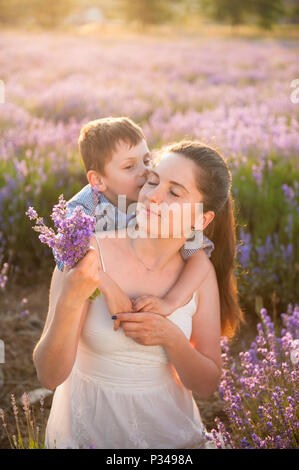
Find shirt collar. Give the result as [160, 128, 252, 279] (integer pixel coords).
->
[97, 192, 136, 228]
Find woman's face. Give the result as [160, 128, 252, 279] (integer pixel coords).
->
[137, 152, 211, 239]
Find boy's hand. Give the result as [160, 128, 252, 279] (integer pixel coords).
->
[132, 295, 175, 317]
[101, 275, 133, 330]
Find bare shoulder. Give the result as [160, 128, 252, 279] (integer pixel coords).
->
[193, 258, 220, 326]
[196, 258, 219, 303]
[191, 260, 222, 369]
[92, 229, 130, 259]
[96, 228, 127, 245]
[205, 257, 217, 280]
[197, 252, 217, 288]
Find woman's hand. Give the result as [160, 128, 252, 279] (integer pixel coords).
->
[102, 277, 133, 331]
[116, 311, 181, 347]
[133, 295, 176, 317]
[60, 246, 102, 307]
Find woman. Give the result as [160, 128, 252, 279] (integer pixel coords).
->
[33, 141, 244, 449]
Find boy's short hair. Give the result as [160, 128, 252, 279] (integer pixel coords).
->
[78, 116, 145, 175]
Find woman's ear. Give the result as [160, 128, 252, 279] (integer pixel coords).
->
[194, 210, 215, 232]
[87, 170, 107, 192]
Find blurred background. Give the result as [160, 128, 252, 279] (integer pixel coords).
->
[0, 0, 298, 449]
[0, 0, 299, 30]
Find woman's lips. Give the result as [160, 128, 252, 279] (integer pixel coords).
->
[137, 204, 161, 218]
[146, 207, 161, 217]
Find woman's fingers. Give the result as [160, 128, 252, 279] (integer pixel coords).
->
[117, 312, 150, 331]
[132, 298, 143, 311]
[117, 312, 151, 322]
[121, 321, 142, 332]
[133, 297, 152, 312]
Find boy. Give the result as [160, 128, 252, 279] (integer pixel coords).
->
[54, 117, 214, 326]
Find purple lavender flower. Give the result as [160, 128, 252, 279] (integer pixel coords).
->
[210, 306, 299, 449]
[26, 207, 38, 220]
[0, 262, 8, 289]
[26, 195, 100, 300]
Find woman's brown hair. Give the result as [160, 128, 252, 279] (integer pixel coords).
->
[166, 140, 245, 340]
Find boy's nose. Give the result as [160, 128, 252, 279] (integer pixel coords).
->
[139, 165, 149, 177]
[137, 167, 150, 187]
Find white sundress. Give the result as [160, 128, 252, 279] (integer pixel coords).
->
[45, 235, 218, 449]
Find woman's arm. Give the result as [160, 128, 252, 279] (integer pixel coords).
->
[33, 271, 89, 390]
[164, 261, 222, 397]
[117, 261, 222, 398]
[33, 238, 107, 390]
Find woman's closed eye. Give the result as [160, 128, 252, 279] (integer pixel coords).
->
[146, 181, 180, 198]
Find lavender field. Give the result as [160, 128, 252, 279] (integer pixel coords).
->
[1, 32, 299, 310]
[0, 30, 298, 448]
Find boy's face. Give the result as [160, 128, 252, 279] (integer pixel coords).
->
[101, 139, 152, 208]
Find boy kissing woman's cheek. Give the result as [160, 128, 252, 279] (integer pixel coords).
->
[53, 116, 214, 331]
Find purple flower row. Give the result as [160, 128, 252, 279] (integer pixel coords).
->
[208, 305, 299, 449]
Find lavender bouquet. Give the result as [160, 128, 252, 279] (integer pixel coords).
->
[26, 194, 100, 300]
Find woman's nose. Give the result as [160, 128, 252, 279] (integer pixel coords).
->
[148, 187, 163, 205]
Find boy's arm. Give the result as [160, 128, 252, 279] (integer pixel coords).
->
[133, 249, 212, 316]
[163, 249, 212, 311]
[133, 234, 215, 316]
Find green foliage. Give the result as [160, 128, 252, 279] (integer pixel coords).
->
[286, 1, 299, 23]
[29, 0, 76, 28]
[0, 0, 294, 29]
[252, 0, 285, 30]
[199, 0, 247, 26]
[0, 0, 77, 28]
[198, 0, 286, 29]
[120, 0, 174, 25]
[233, 155, 299, 310]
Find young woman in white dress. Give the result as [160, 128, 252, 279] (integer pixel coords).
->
[33, 141, 244, 449]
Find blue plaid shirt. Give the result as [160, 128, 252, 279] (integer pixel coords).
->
[54, 184, 214, 271]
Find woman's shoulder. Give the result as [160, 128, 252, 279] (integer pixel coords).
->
[196, 257, 218, 297]
[93, 229, 130, 253]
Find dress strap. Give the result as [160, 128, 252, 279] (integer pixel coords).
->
[94, 234, 106, 272]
